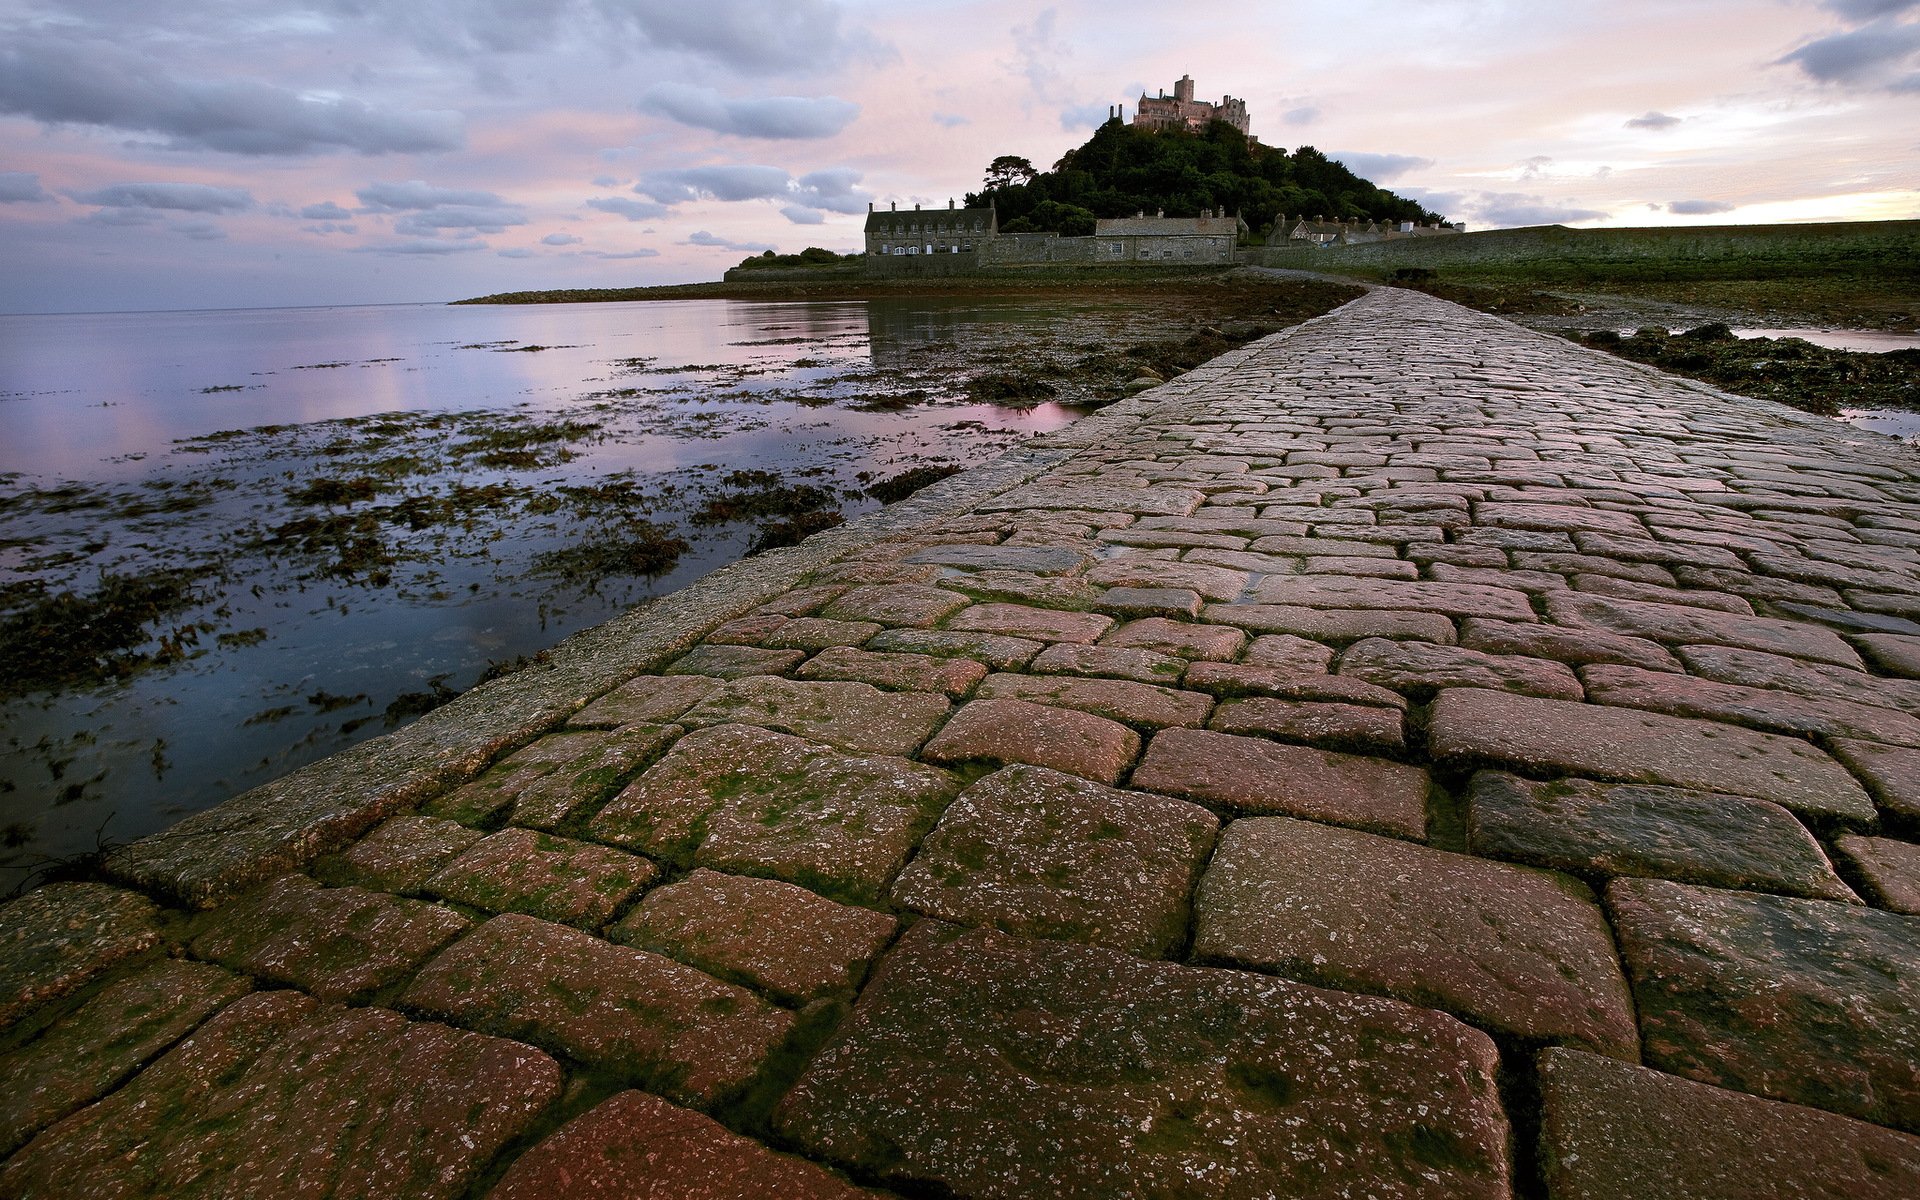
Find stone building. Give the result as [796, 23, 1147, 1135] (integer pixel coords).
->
[1132, 76, 1249, 136]
[863, 200, 996, 259]
[1094, 211, 1243, 263]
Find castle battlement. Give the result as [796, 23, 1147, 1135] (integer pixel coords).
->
[1132, 75, 1249, 136]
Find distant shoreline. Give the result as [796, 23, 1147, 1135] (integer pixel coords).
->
[449, 264, 1248, 305]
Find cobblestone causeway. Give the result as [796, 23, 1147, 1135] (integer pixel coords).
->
[6, 288, 1920, 1197]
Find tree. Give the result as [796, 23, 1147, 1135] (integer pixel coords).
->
[983, 155, 1039, 191]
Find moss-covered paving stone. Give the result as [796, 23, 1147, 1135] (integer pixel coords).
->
[189, 874, 468, 1003]
[1029, 641, 1191, 684]
[1131, 728, 1428, 840]
[920, 697, 1142, 786]
[609, 869, 898, 1005]
[975, 672, 1212, 730]
[947, 602, 1115, 644]
[1833, 834, 1920, 914]
[1208, 697, 1406, 754]
[890, 764, 1217, 957]
[570, 674, 724, 727]
[1827, 738, 1920, 822]
[773, 922, 1512, 1200]
[1467, 773, 1856, 902]
[1428, 688, 1876, 825]
[795, 645, 986, 699]
[1536, 1047, 1920, 1200]
[1338, 637, 1584, 701]
[0, 990, 560, 1200]
[678, 676, 949, 756]
[0, 959, 250, 1156]
[0, 882, 163, 1028]
[759, 617, 883, 652]
[864, 627, 1044, 671]
[1101, 616, 1247, 661]
[400, 913, 792, 1109]
[423, 723, 681, 828]
[423, 828, 657, 929]
[819, 583, 972, 627]
[588, 724, 959, 903]
[664, 644, 808, 679]
[1608, 877, 1920, 1132]
[1194, 818, 1638, 1057]
[491, 1089, 885, 1200]
[332, 814, 484, 893]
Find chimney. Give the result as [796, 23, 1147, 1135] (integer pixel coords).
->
[949, 199, 955, 209]
[868, 201, 873, 212]
[890, 201, 897, 211]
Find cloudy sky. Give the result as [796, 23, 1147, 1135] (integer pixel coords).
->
[0, 0, 1915, 312]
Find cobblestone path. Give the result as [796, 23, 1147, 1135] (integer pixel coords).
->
[6, 289, 1920, 1198]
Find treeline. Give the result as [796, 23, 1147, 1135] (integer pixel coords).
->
[732, 247, 859, 271]
[965, 119, 1441, 238]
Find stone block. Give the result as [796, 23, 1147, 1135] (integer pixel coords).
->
[1582, 663, 1920, 748]
[774, 923, 1512, 1199]
[1251, 576, 1536, 621]
[334, 815, 484, 893]
[491, 1090, 882, 1200]
[1609, 878, 1920, 1132]
[1131, 728, 1428, 839]
[664, 644, 807, 679]
[609, 869, 897, 1005]
[759, 617, 883, 652]
[1467, 772, 1854, 901]
[1458, 616, 1681, 672]
[426, 723, 680, 829]
[0, 882, 162, 1027]
[1208, 697, 1406, 754]
[1537, 1046, 1920, 1200]
[590, 724, 958, 902]
[904, 543, 1093, 573]
[1101, 616, 1247, 661]
[1194, 818, 1637, 1056]
[947, 602, 1115, 644]
[976, 672, 1212, 729]
[1428, 689, 1875, 824]
[795, 644, 986, 698]
[1242, 632, 1336, 672]
[891, 764, 1217, 956]
[864, 627, 1044, 670]
[190, 874, 468, 1003]
[402, 913, 792, 1109]
[820, 583, 972, 627]
[1855, 632, 1920, 678]
[1094, 586, 1203, 619]
[921, 698, 1141, 785]
[571, 674, 724, 727]
[1829, 738, 1920, 821]
[0, 991, 559, 1200]
[0, 959, 250, 1156]
[1544, 592, 1861, 667]
[1339, 637, 1583, 700]
[679, 676, 949, 756]
[423, 828, 657, 929]
[1832, 834, 1920, 914]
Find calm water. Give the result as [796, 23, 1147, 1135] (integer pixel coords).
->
[0, 296, 1156, 890]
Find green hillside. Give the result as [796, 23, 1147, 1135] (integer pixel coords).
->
[965, 118, 1441, 238]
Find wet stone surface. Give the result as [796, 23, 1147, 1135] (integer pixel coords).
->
[1609, 878, 1920, 1132]
[1194, 818, 1638, 1056]
[775, 922, 1513, 1200]
[890, 764, 1217, 956]
[0, 991, 560, 1200]
[25, 285, 1920, 1195]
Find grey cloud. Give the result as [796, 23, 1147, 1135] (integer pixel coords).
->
[1824, 0, 1920, 19]
[1668, 199, 1737, 214]
[1060, 102, 1113, 131]
[782, 205, 826, 224]
[356, 181, 513, 212]
[582, 248, 662, 259]
[586, 196, 670, 221]
[687, 230, 775, 251]
[0, 172, 52, 203]
[79, 207, 162, 227]
[1282, 106, 1320, 126]
[1780, 17, 1920, 87]
[595, 0, 888, 72]
[591, 176, 624, 188]
[0, 31, 463, 156]
[1518, 156, 1554, 181]
[303, 222, 358, 235]
[1626, 111, 1682, 129]
[1329, 152, 1434, 183]
[497, 247, 537, 258]
[542, 232, 585, 245]
[640, 84, 858, 138]
[354, 240, 489, 255]
[932, 112, 970, 127]
[301, 201, 353, 220]
[171, 220, 226, 241]
[1469, 193, 1609, 226]
[393, 206, 530, 235]
[70, 183, 256, 213]
[790, 168, 869, 214]
[636, 164, 794, 204]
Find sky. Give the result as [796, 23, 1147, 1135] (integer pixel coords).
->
[0, 0, 1915, 313]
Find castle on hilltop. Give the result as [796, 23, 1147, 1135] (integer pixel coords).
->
[1130, 75, 1249, 136]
